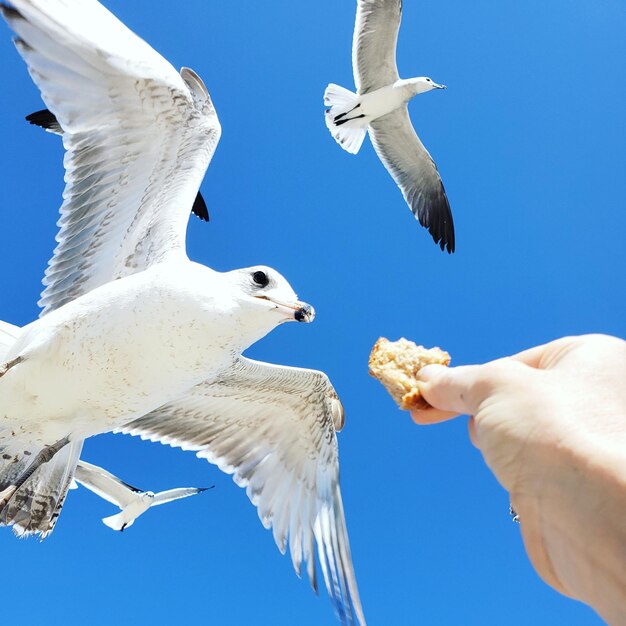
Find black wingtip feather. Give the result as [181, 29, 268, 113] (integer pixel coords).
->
[435, 188, 455, 254]
[416, 184, 455, 254]
[0, 4, 22, 20]
[191, 191, 209, 222]
[25, 109, 63, 134]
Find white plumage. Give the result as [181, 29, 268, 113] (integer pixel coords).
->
[325, 0, 455, 253]
[0, 2, 365, 624]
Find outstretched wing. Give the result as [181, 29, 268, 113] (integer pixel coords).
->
[152, 487, 209, 507]
[2, 0, 221, 314]
[74, 460, 142, 509]
[25, 107, 211, 222]
[369, 107, 455, 252]
[353, 0, 402, 94]
[118, 357, 365, 626]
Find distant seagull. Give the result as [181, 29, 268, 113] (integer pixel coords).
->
[324, 0, 455, 253]
[73, 461, 210, 531]
[0, 1, 364, 624]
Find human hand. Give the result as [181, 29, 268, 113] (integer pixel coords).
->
[411, 334, 626, 623]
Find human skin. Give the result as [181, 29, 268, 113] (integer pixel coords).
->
[410, 334, 626, 624]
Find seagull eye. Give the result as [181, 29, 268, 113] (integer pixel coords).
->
[252, 271, 269, 288]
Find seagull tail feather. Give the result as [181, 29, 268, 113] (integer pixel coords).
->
[102, 511, 133, 531]
[324, 83, 359, 108]
[324, 84, 367, 155]
[0, 435, 83, 539]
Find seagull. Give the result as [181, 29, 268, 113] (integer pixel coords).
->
[324, 0, 455, 253]
[73, 460, 210, 532]
[0, 1, 365, 624]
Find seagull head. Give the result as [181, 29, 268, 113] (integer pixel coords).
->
[407, 77, 447, 95]
[234, 265, 315, 325]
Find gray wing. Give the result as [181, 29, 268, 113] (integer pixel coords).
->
[369, 107, 455, 252]
[2, 0, 221, 315]
[152, 487, 208, 507]
[74, 460, 141, 509]
[353, 0, 402, 94]
[117, 357, 365, 626]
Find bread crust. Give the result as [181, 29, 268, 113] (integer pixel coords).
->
[368, 337, 450, 410]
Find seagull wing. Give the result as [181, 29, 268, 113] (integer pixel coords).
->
[74, 460, 142, 509]
[353, 0, 402, 94]
[117, 357, 365, 626]
[2, 0, 221, 315]
[24, 107, 211, 222]
[152, 487, 207, 506]
[369, 107, 455, 252]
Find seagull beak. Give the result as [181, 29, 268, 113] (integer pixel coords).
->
[436, 83, 447, 89]
[294, 302, 315, 323]
[255, 296, 315, 323]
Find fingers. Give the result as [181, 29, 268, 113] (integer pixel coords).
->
[410, 359, 536, 425]
[409, 340, 556, 426]
[411, 335, 623, 426]
[508, 343, 551, 368]
[508, 337, 578, 369]
[508, 334, 623, 371]
[410, 406, 457, 425]
[412, 363, 491, 416]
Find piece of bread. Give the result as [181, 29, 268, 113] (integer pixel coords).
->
[368, 337, 451, 410]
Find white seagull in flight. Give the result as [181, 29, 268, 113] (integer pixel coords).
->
[0, 1, 365, 624]
[73, 460, 210, 532]
[324, 0, 455, 253]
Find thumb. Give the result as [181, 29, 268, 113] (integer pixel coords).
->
[417, 363, 495, 416]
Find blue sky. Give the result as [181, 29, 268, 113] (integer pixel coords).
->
[1, 1, 624, 624]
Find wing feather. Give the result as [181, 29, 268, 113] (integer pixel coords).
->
[152, 487, 206, 506]
[369, 107, 455, 252]
[117, 357, 365, 626]
[74, 460, 141, 508]
[353, 0, 401, 93]
[1, 0, 221, 314]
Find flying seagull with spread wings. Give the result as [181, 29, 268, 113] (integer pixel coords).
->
[0, 2, 365, 624]
[73, 460, 210, 531]
[324, 0, 455, 253]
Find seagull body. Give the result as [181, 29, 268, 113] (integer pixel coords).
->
[103, 493, 156, 532]
[1, 260, 300, 441]
[73, 460, 209, 531]
[324, 0, 455, 253]
[0, 1, 364, 623]
[325, 79, 439, 140]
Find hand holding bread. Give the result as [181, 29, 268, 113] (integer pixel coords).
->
[368, 337, 451, 410]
